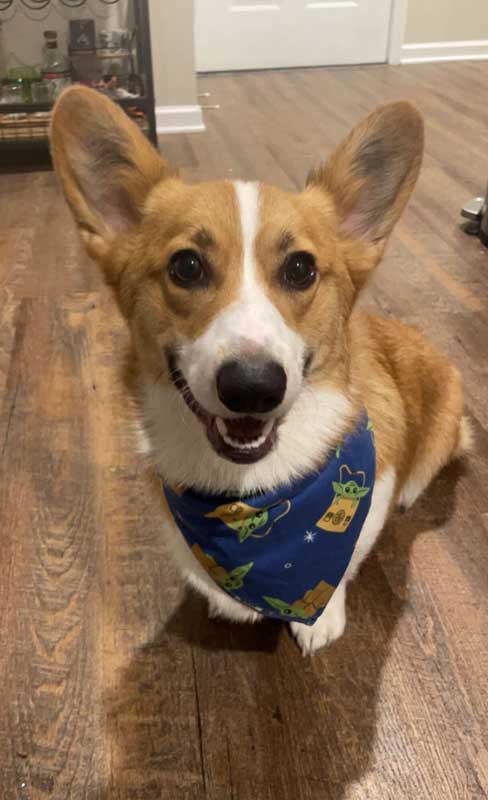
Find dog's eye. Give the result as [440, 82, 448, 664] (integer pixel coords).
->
[281, 251, 317, 291]
[169, 250, 207, 288]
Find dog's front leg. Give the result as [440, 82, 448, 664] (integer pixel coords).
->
[162, 517, 262, 624]
[290, 579, 347, 656]
[291, 467, 397, 655]
[205, 587, 262, 625]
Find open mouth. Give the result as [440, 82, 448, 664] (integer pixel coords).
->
[168, 355, 278, 464]
[208, 415, 277, 464]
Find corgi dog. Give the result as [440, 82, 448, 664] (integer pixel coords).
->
[51, 87, 471, 655]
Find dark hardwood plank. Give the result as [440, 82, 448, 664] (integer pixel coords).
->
[0, 296, 106, 798]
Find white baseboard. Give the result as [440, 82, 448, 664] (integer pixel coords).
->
[156, 105, 206, 135]
[401, 40, 488, 64]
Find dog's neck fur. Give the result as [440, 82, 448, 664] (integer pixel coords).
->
[139, 375, 355, 496]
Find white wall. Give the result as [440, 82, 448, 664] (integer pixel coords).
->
[0, 2, 130, 68]
[405, 0, 488, 44]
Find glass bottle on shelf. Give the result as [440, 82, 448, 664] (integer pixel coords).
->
[41, 30, 71, 100]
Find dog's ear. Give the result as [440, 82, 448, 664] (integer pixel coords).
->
[50, 86, 175, 260]
[307, 102, 424, 288]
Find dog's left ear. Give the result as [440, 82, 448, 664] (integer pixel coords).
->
[307, 102, 424, 288]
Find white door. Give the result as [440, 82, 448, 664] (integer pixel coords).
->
[195, 0, 393, 72]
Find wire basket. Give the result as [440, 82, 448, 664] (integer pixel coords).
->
[0, 111, 50, 141]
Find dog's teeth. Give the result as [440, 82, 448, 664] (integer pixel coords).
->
[223, 434, 265, 450]
[216, 417, 274, 451]
[222, 433, 266, 451]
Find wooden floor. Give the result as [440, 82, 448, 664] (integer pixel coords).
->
[1, 62, 488, 800]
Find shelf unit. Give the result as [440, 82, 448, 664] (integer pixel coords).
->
[0, 0, 157, 169]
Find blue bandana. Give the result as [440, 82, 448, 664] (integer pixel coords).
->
[164, 414, 375, 625]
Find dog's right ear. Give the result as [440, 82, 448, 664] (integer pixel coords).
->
[50, 86, 175, 261]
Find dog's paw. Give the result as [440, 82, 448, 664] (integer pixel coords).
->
[207, 596, 261, 624]
[290, 585, 346, 656]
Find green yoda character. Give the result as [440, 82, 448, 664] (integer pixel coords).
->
[264, 580, 335, 620]
[217, 563, 254, 591]
[192, 544, 253, 591]
[332, 479, 370, 505]
[206, 499, 291, 543]
[263, 596, 310, 620]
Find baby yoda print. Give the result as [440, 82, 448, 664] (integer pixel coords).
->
[192, 544, 253, 591]
[205, 499, 291, 543]
[316, 464, 371, 533]
[264, 580, 335, 620]
[332, 479, 370, 504]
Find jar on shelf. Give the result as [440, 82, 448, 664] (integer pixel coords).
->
[31, 81, 51, 104]
[41, 30, 71, 100]
[1, 81, 23, 105]
[5, 66, 41, 104]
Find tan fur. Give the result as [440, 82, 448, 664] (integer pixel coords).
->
[51, 87, 468, 509]
[350, 314, 465, 491]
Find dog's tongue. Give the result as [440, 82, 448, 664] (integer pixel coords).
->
[224, 416, 265, 441]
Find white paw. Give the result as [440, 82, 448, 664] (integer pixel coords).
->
[291, 585, 346, 656]
[207, 595, 261, 624]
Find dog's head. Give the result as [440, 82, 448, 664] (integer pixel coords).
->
[51, 87, 423, 489]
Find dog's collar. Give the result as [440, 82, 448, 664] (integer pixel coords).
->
[163, 412, 376, 625]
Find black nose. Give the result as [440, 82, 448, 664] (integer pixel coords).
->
[216, 359, 287, 414]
